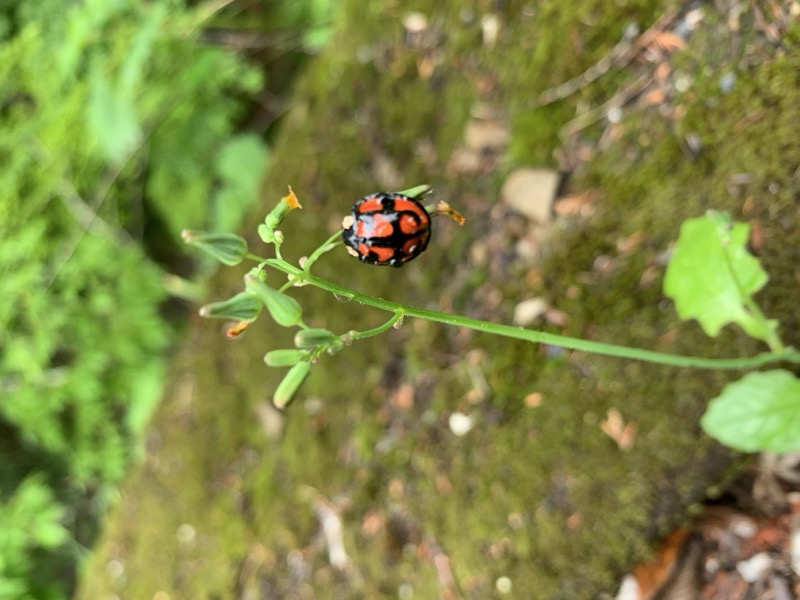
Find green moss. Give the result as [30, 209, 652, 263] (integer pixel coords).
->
[79, 2, 798, 599]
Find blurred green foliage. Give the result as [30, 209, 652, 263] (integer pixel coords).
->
[0, 0, 273, 596]
[0, 476, 69, 600]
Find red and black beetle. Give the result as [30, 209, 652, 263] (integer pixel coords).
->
[341, 192, 432, 267]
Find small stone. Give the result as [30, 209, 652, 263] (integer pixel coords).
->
[448, 412, 475, 437]
[495, 576, 512, 594]
[736, 552, 773, 582]
[106, 559, 125, 579]
[607, 106, 623, 123]
[524, 392, 543, 408]
[481, 14, 501, 47]
[674, 74, 692, 93]
[447, 146, 481, 174]
[403, 12, 428, 34]
[729, 516, 757, 539]
[464, 119, 509, 152]
[501, 168, 559, 225]
[791, 518, 800, 576]
[176, 523, 196, 545]
[719, 71, 736, 93]
[615, 575, 640, 600]
[513, 298, 548, 326]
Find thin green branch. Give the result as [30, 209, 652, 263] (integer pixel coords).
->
[348, 311, 405, 341]
[262, 258, 800, 371]
[303, 231, 344, 276]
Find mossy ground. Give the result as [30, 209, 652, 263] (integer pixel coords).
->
[78, 2, 799, 598]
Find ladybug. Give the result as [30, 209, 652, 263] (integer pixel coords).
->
[342, 192, 432, 267]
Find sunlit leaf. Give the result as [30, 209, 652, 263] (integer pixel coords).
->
[212, 134, 269, 233]
[87, 68, 142, 162]
[663, 211, 777, 343]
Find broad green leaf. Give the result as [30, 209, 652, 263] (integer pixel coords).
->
[701, 370, 800, 452]
[212, 134, 269, 234]
[88, 67, 142, 162]
[664, 211, 777, 342]
[303, 0, 333, 52]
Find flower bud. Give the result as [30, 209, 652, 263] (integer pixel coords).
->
[226, 320, 253, 338]
[181, 230, 248, 266]
[264, 186, 303, 230]
[264, 349, 308, 367]
[244, 274, 302, 327]
[199, 291, 262, 321]
[273, 361, 311, 409]
[293, 328, 339, 349]
[258, 223, 275, 244]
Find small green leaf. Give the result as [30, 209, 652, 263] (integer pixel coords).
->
[303, 25, 332, 52]
[397, 184, 431, 199]
[701, 370, 800, 452]
[664, 211, 776, 342]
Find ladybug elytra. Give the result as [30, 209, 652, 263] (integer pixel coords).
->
[342, 192, 432, 267]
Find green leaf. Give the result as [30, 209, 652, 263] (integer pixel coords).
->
[212, 134, 269, 233]
[301, 0, 333, 51]
[398, 184, 431, 198]
[701, 370, 800, 452]
[87, 66, 142, 162]
[664, 211, 776, 342]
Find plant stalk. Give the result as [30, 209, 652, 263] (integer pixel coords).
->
[262, 258, 800, 371]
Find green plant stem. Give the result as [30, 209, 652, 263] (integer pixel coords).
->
[304, 231, 346, 276]
[262, 258, 800, 371]
[348, 311, 405, 341]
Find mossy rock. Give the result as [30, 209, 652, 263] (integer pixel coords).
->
[77, 2, 799, 598]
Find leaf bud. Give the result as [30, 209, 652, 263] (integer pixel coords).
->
[264, 349, 309, 367]
[244, 274, 302, 327]
[199, 291, 262, 321]
[293, 328, 339, 350]
[264, 186, 303, 230]
[273, 362, 311, 409]
[181, 230, 248, 266]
